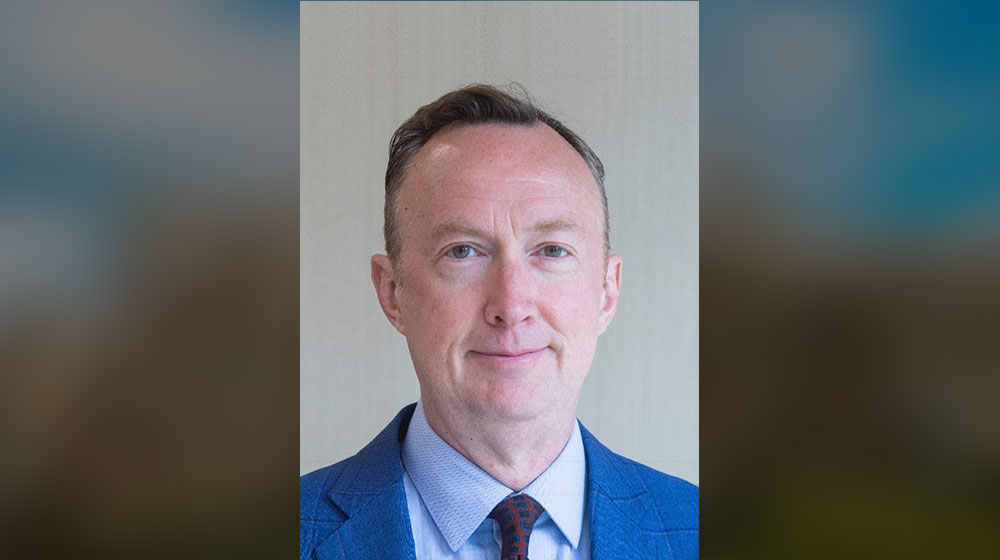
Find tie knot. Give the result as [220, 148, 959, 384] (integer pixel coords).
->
[489, 493, 545, 560]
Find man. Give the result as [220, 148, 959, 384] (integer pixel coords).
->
[300, 85, 698, 559]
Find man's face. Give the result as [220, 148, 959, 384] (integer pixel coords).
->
[373, 123, 621, 425]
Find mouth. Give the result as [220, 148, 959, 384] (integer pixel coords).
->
[468, 348, 548, 368]
[473, 349, 545, 357]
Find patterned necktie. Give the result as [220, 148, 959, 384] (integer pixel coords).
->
[489, 493, 545, 560]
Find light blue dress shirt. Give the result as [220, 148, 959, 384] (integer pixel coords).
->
[401, 401, 591, 559]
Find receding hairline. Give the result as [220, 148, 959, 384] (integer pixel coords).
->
[407, 120, 594, 174]
[397, 121, 603, 207]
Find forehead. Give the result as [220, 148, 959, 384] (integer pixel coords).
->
[398, 123, 601, 223]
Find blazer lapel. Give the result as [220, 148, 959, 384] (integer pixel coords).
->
[315, 482, 414, 560]
[314, 405, 417, 560]
[582, 424, 673, 560]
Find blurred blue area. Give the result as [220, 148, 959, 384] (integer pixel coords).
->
[703, 1, 1000, 244]
[0, 0, 298, 323]
[0, 0, 297, 187]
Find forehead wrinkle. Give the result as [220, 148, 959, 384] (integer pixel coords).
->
[428, 215, 580, 245]
[429, 183, 572, 204]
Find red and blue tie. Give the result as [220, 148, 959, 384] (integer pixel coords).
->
[489, 493, 545, 560]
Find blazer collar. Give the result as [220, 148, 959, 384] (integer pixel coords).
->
[581, 422, 673, 560]
[315, 404, 418, 560]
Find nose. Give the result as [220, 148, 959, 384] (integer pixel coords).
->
[483, 256, 536, 327]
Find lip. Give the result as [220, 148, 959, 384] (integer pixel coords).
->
[469, 348, 548, 368]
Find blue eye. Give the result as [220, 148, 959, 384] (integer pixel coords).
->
[446, 245, 477, 259]
[541, 245, 567, 257]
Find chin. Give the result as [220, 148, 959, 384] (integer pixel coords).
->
[473, 391, 551, 422]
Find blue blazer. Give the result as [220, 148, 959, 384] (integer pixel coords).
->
[300, 404, 698, 559]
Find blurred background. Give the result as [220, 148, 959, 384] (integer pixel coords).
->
[0, 1, 298, 557]
[701, 1, 1000, 558]
[1, 1, 998, 558]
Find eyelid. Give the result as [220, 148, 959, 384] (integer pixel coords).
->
[535, 243, 572, 257]
[442, 243, 486, 259]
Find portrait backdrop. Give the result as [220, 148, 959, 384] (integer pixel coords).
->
[301, 1, 699, 484]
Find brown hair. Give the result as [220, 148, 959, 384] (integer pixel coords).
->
[384, 84, 608, 265]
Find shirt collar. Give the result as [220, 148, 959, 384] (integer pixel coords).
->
[401, 401, 587, 552]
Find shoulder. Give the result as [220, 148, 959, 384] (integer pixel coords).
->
[608, 451, 699, 559]
[300, 460, 350, 522]
[581, 424, 699, 528]
[299, 404, 416, 559]
[301, 404, 414, 523]
[620, 454, 699, 528]
[300, 461, 350, 560]
[581, 424, 698, 556]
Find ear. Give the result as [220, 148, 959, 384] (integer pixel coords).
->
[371, 254, 406, 335]
[598, 253, 622, 335]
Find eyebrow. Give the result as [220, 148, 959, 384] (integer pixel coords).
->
[429, 218, 581, 243]
[528, 219, 581, 234]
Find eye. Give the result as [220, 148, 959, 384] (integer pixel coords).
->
[445, 245, 478, 259]
[540, 245, 568, 258]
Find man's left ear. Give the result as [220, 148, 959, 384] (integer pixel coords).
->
[598, 254, 622, 335]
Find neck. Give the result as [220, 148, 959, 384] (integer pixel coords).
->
[421, 400, 577, 492]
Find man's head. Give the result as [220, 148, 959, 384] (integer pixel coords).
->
[371, 85, 622, 428]
[383, 84, 610, 267]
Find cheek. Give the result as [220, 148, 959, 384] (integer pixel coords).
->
[539, 276, 603, 336]
[401, 272, 476, 344]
